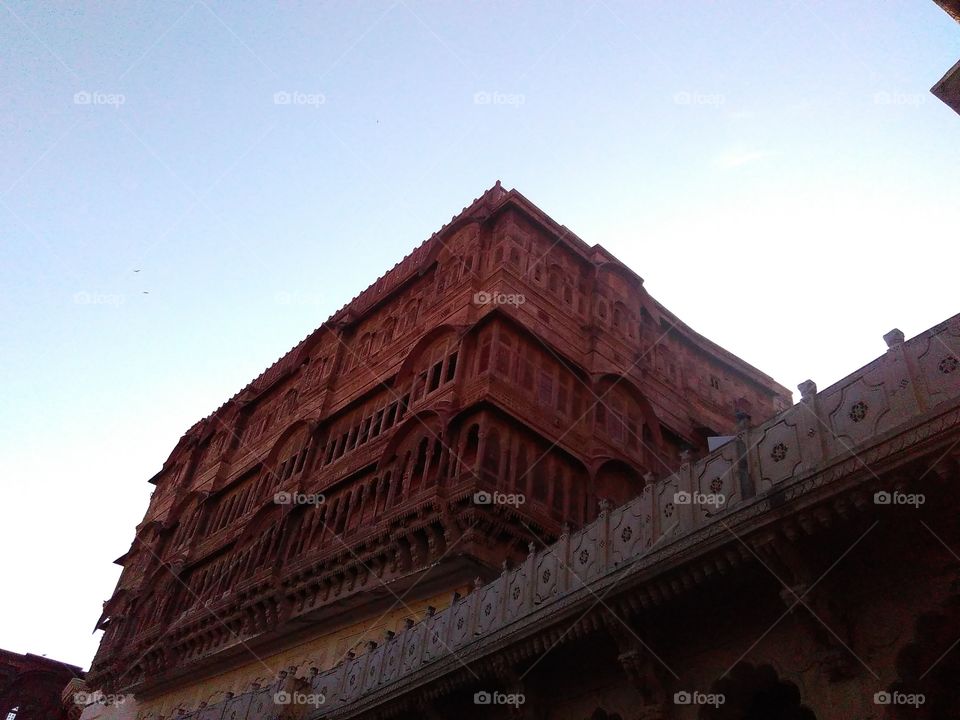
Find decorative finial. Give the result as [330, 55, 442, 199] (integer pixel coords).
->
[798, 380, 817, 401]
[884, 328, 905, 348]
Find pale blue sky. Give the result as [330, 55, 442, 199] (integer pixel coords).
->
[1, 1, 958, 668]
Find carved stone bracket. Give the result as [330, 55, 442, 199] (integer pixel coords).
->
[606, 616, 671, 720]
[760, 535, 858, 682]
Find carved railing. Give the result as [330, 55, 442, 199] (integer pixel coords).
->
[153, 316, 960, 720]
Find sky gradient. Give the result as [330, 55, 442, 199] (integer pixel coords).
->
[1, 1, 958, 669]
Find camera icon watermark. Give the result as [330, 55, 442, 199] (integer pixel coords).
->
[673, 490, 726, 509]
[673, 90, 725, 107]
[473, 690, 525, 707]
[274, 690, 326, 706]
[873, 490, 924, 508]
[473, 490, 525, 507]
[273, 90, 326, 108]
[74, 90, 126, 108]
[873, 690, 924, 707]
[673, 690, 725, 707]
[473, 91, 525, 107]
[274, 491, 326, 506]
[473, 290, 525, 307]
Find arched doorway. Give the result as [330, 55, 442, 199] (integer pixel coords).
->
[886, 595, 960, 719]
[701, 663, 816, 720]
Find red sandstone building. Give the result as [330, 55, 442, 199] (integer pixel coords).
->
[81, 185, 960, 720]
[0, 648, 82, 720]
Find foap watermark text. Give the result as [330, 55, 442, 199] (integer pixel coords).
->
[473, 91, 525, 107]
[474, 490, 525, 507]
[274, 691, 326, 707]
[674, 490, 726, 509]
[674, 690, 725, 707]
[274, 91, 326, 108]
[874, 490, 924, 508]
[275, 491, 326, 506]
[474, 690, 525, 707]
[474, 290, 525, 307]
[74, 90, 125, 108]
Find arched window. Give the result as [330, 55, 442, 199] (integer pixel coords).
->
[495, 334, 513, 376]
[331, 495, 347, 534]
[531, 459, 549, 504]
[514, 444, 528, 494]
[426, 441, 442, 486]
[552, 470, 566, 515]
[401, 300, 420, 332]
[358, 333, 372, 359]
[477, 335, 492, 375]
[379, 472, 393, 512]
[409, 438, 429, 494]
[482, 429, 501, 481]
[462, 425, 480, 469]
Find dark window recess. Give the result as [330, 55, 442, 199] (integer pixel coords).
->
[521, 358, 534, 390]
[478, 341, 491, 373]
[445, 352, 458, 382]
[429, 362, 442, 392]
[495, 345, 511, 375]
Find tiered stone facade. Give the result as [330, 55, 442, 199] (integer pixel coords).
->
[81, 185, 960, 720]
